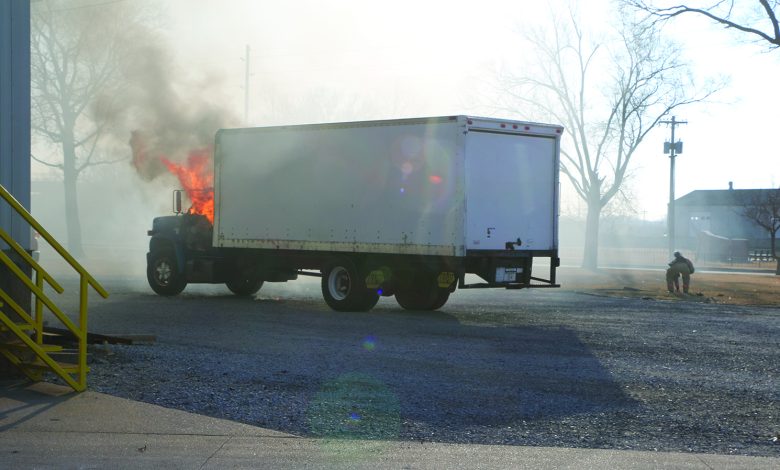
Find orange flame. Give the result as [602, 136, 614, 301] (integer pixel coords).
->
[161, 148, 214, 224]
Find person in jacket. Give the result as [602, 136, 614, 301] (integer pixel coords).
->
[666, 251, 695, 294]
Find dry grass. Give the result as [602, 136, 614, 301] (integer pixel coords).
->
[558, 267, 780, 306]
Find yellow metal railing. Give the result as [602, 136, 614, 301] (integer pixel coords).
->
[0, 183, 108, 391]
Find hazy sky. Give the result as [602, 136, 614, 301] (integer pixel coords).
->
[41, 0, 780, 221]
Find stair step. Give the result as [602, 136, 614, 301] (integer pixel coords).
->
[0, 323, 36, 333]
[0, 339, 64, 353]
[48, 351, 88, 362]
[21, 359, 84, 373]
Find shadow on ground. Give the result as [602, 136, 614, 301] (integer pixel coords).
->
[68, 290, 637, 442]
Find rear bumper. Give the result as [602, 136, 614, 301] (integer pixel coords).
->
[462, 249, 559, 289]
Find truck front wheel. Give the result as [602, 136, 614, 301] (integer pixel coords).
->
[321, 260, 379, 312]
[147, 250, 187, 296]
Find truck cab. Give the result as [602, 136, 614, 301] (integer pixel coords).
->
[146, 194, 263, 296]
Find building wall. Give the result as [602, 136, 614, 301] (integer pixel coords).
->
[0, 0, 31, 248]
[675, 204, 776, 254]
[0, 0, 31, 378]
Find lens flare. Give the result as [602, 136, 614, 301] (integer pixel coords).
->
[362, 336, 376, 351]
[306, 373, 401, 463]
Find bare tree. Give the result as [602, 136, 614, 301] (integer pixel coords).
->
[741, 188, 780, 274]
[625, 0, 780, 49]
[498, 10, 717, 269]
[30, 0, 148, 256]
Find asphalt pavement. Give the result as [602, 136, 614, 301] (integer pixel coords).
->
[1, 380, 778, 469]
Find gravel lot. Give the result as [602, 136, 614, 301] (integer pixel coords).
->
[48, 275, 779, 457]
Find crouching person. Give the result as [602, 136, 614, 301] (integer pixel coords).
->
[666, 251, 695, 294]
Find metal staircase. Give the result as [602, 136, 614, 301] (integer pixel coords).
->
[0, 184, 108, 392]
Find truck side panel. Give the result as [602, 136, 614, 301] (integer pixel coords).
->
[214, 119, 465, 256]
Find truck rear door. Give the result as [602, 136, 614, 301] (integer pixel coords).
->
[464, 130, 557, 252]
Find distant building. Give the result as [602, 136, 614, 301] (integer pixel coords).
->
[674, 183, 778, 261]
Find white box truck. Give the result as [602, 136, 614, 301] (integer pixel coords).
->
[146, 116, 562, 311]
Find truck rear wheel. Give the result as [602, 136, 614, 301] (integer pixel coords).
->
[395, 272, 450, 311]
[395, 288, 449, 311]
[321, 260, 379, 312]
[147, 250, 187, 296]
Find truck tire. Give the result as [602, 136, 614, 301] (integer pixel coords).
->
[321, 260, 379, 312]
[226, 276, 264, 296]
[147, 250, 187, 296]
[428, 290, 450, 310]
[225, 262, 264, 296]
[395, 272, 450, 311]
[395, 288, 449, 311]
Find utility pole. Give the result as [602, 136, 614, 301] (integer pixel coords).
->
[243, 44, 250, 126]
[661, 116, 687, 257]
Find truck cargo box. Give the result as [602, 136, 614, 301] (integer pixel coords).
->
[213, 116, 561, 257]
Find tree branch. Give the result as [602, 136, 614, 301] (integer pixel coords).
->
[628, 0, 780, 47]
[76, 155, 128, 175]
[31, 153, 64, 170]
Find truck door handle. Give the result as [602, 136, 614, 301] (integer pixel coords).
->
[505, 238, 522, 250]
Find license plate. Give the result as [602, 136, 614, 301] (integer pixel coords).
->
[495, 267, 522, 283]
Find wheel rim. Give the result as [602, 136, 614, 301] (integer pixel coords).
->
[155, 260, 172, 286]
[327, 266, 351, 301]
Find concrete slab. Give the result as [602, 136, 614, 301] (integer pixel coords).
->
[205, 438, 780, 470]
[1, 431, 226, 469]
[0, 380, 291, 437]
[1, 380, 778, 469]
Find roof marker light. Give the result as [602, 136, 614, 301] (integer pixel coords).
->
[512, 124, 518, 129]
[500, 123, 506, 128]
[524, 126, 530, 130]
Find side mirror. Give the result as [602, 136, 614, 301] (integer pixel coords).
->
[173, 190, 183, 214]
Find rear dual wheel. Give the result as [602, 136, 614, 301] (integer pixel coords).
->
[321, 259, 379, 312]
[395, 288, 449, 311]
[395, 271, 450, 311]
